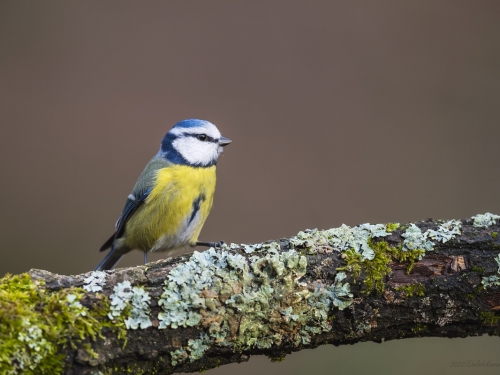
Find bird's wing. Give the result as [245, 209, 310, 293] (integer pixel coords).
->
[99, 187, 152, 252]
[115, 187, 152, 234]
[99, 156, 171, 252]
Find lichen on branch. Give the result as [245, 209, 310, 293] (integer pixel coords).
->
[1, 213, 500, 375]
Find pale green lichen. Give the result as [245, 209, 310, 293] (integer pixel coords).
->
[401, 224, 433, 252]
[169, 333, 211, 366]
[187, 333, 211, 362]
[481, 275, 500, 288]
[472, 213, 500, 228]
[327, 224, 390, 260]
[426, 220, 461, 243]
[108, 281, 152, 329]
[481, 254, 500, 289]
[401, 220, 462, 254]
[83, 271, 107, 293]
[241, 243, 263, 254]
[158, 246, 352, 359]
[327, 272, 354, 310]
[289, 220, 456, 263]
[170, 348, 188, 366]
[290, 224, 390, 261]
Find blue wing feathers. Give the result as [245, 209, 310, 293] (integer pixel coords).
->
[99, 186, 152, 252]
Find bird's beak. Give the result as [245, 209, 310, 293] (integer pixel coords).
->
[218, 137, 232, 147]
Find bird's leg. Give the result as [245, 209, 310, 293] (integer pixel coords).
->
[144, 251, 148, 265]
[195, 241, 226, 249]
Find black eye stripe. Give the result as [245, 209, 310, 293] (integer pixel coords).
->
[184, 133, 216, 142]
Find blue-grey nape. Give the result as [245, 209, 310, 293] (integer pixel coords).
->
[172, 119, 211, 129]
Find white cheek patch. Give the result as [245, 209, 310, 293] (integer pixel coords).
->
[172, 137, 220, 165]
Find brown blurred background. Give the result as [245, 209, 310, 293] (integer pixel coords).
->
[1, 1, 500, 374]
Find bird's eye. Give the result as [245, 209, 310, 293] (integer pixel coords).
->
[197, 134, 208, 141]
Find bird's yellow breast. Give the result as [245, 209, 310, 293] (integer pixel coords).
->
[123, 165, 216, 251]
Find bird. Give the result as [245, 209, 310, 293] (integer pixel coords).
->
[94, 119, 231, 271]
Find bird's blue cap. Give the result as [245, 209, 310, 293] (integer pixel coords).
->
[171, 119, 211, 130]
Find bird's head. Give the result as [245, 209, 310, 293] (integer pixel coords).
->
[159, 119, 231, 167]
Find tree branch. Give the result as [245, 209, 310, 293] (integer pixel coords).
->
[2, 214, 500, 375]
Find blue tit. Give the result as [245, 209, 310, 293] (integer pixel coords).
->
[95, 119, 231, 271]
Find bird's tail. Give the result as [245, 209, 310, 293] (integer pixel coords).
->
[94, 247, 126, 271]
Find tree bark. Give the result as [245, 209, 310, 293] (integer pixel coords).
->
[2, 216, 500, 374]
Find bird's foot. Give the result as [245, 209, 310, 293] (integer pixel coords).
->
[195, 240, 226, 249]
[144, 251, 148, 265]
